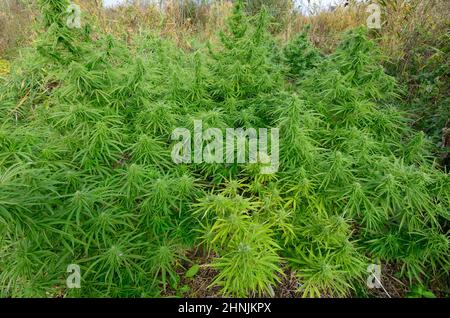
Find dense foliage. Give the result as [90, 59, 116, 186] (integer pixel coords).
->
[0, 0, 448, 297]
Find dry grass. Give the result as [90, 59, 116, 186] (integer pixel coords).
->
[0, 0, 38, 57]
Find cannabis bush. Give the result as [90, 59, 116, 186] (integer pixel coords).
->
[282, 26, 321, 80]
[0, 0, 448, 298]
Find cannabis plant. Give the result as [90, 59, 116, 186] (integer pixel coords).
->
[0, 0, 447, 299]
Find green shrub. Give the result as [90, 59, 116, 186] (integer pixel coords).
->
[282, 26, 321, 79]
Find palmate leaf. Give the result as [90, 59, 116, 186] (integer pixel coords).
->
[83, 207, 135, 250]
[134, 101, 178, 137]
[210, 223, 283, 297]
[282, 27, 321, 79]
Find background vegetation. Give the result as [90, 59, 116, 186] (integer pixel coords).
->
[1, 0, 448, 147]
